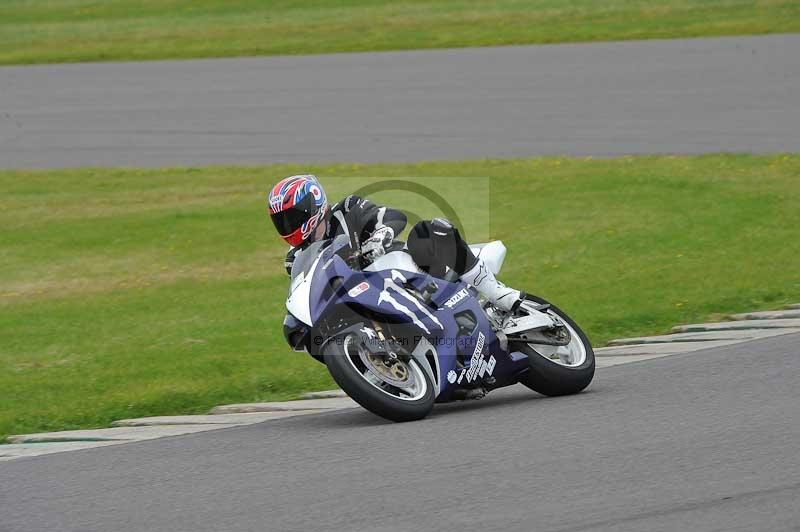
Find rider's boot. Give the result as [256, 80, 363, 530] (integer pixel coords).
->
[460, 258, 524, 312]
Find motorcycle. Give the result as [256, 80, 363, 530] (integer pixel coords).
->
[283, 233, 594, 422]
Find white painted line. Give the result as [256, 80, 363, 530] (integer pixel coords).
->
[596, 354, 669, 367]
[730, 309, 800, 320]
[0, 441, 124, 461]
[608, 328, 800, 346]
[672, 318, 800, 333]
[2, 411, 335, 462]
[7, 424, 244, 444]
[112, 411, 308, 427]
[300, 389, 347, 400]
[595, 339, 742, 357]
[210, 397, 358, 414]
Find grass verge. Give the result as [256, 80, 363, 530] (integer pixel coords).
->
[1, 0, 799, 65]
[1, 154, 799, 439]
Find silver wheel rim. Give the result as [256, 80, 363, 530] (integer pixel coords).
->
[521, 302, 588, 368]
[343, 335, 428, 401]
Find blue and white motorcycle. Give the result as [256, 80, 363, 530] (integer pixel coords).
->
[283, 234, 595, 422]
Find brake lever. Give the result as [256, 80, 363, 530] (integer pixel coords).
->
[346, 250, 364, 270]
[347, 229, 363, 270]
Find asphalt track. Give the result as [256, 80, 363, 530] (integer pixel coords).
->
[2, 333, 799, 532]
[1, 34, 799, 169]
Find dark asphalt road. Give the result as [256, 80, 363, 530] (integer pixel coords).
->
[2, 333, 799, 532]
[2, 34, 799, 169]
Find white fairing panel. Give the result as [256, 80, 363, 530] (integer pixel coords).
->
[286, 254, 321, 326]
[411, 336, 441, 397]
[364, 250, 422, 273]
[468, 241, 506, 275]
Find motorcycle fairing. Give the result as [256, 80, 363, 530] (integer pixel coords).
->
[287, 236, 531, 399]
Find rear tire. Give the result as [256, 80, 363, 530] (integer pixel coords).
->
[324, 334, 435, 422]
[514, 295, 595, 396]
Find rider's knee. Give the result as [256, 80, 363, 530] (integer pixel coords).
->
[407, 218, 476, 277]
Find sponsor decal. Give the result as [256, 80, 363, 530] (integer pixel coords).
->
[465, 332, 486, 382]
[447, 370, 458, 384]
[347, 282, 369, 298]
[444, 288, 469, 309]
[451, 332, 497, 385]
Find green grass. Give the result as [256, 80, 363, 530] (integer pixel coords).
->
[1, 154, 799, 440]
[1, 0, 799, 65]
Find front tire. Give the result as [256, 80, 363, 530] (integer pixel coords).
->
[324, 333, 435, 422]
[513, 295, 595, 396]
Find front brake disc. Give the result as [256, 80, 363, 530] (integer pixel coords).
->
[358, 345, 416, 388]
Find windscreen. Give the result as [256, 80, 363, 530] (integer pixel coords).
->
[290, 241, 327, 279]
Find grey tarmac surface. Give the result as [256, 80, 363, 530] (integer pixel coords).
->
[2, 34, 799, 169]
[2, 333, 799, 532]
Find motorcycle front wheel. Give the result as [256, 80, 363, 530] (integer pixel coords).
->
[324, 333, 435, 422]
[512, 294, 595, 396]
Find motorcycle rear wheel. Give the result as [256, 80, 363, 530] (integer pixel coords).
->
[324, 333, 435, 422]
[512, 295, 595, 396]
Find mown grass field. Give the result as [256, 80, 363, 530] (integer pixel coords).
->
[1, 0, 799, 65]
[2, 154, 799, 440]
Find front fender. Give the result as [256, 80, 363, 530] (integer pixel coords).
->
[316, 322, 365, 357]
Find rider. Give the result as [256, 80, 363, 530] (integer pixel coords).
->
[268, 174, 524, 312]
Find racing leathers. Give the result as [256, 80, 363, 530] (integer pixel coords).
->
[285, 195, 522, 311]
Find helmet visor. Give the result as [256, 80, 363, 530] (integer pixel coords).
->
[270, 193, 318, 236]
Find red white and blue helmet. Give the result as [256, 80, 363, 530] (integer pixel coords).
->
[268, 174, 328, 247]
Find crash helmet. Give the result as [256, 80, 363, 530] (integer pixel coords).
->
[268, 174, 328, 247]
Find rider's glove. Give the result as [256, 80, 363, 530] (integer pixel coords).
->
[361, 226, 394, 263]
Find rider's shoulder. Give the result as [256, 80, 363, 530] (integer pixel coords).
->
[331, 194, 363, 214]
